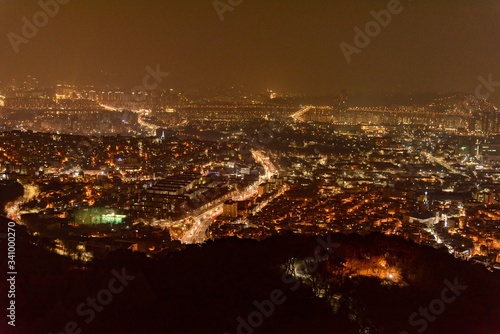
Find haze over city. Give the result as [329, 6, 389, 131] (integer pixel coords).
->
[1, 0, 500, 94]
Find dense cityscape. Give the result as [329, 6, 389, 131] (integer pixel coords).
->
[1, 1, 500, 334]
[2, 82, 500, 333]
[1, 83, 500, 269]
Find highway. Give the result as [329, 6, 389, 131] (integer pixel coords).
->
[422, 151, 471, 179]
[291, 105, 313, 122]
[99, 103, 157, 135]
[179, 149, 278, 244]
[136, 110, 158, 136]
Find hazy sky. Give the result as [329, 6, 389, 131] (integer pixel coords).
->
[1, 0, 500, 94]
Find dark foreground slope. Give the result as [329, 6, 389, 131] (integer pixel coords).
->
[1, 218, 499, 334]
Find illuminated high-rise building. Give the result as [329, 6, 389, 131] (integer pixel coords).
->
[339, 89, 348, 112]
[222, 200, 238, 218]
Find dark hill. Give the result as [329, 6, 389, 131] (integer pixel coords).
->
[1, 218, 499, 334]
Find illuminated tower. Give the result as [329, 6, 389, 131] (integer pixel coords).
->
[337, 89, 348, 123]
[339, 89, 348, 112]
[222, 200, 238, 218]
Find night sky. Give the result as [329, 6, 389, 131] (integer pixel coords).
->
[1, 0, 499, 94]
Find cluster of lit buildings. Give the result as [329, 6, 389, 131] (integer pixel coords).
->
[1, 86, 500, 270]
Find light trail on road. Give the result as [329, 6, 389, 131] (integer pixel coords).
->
[291, 105, 313, 122]
[177, 149, 278, 244]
